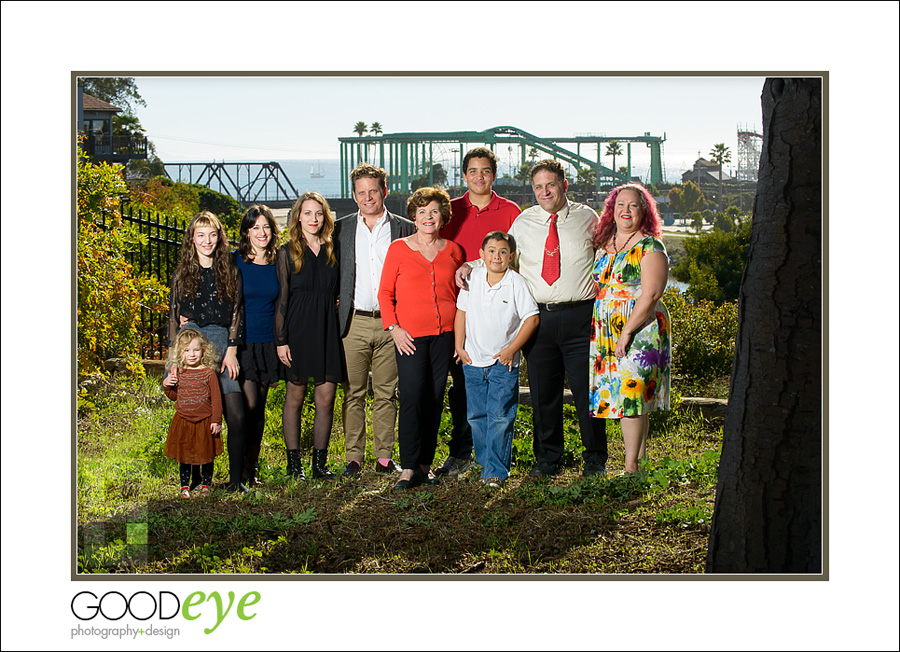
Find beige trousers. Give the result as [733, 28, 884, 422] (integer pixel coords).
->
[341, 312, 399, 462]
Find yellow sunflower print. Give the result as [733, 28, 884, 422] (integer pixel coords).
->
[621, 372, 645, 400]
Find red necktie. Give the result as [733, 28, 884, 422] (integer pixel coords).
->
[541, 213, 560, 286]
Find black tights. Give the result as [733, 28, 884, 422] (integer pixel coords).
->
[282, 381, 336, 451]
[222, 391, 247, 485]
[241, 380, 270, 475]
[180, 462, 214, 488]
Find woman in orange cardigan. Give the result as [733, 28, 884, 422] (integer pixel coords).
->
[379, 187, 464, 490]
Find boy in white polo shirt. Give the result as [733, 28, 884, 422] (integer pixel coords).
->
[454, 231, 540, 487]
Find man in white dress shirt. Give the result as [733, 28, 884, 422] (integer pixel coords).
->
[335, 163, 416, 477]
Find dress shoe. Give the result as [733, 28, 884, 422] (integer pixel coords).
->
[528, 462, 559, 478]
[225, 482, 249, 493]
[434, 455, 472, 476]
[374, 459, 400, 473]
[582, 462, 606, 477]
[344, 461, 362, 478]
[392, 476, 416, 491]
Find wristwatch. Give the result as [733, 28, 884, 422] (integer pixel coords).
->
[388, 324, 397, 331]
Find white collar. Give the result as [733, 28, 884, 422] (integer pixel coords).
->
[539, 200, 570, 222]
[357, 209, 388, 227]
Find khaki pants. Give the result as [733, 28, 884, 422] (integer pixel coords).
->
[341, 312, 399, 462]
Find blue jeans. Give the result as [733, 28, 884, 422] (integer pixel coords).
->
[463, 362, 519, 480]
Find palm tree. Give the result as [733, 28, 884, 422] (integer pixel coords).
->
[576, 166, 597, 187]
[528, 147, 539, 162]
[112, 113, 144, 138]
[352, 121, 368, 162]
[605, 141, 623, 188]
[709, 143, 732, 211]
[514, 163, 532, 189]
[368, 122, 383, 163]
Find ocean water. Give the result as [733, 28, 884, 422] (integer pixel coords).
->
[238, 156, 687, 201]
[277, 159, 343, 198]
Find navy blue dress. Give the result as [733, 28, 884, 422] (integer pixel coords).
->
[234, 251, 282, 385]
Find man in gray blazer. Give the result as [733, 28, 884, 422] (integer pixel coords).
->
[335, 163, 416, 478]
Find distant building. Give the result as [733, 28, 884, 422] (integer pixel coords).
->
[681, 158, 734, 186]
[77, 87, 147, 164]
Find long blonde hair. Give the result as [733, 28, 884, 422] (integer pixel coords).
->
[167, 328, 220, 371]
[288, 192, 336, 273]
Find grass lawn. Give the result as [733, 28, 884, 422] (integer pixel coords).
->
[77, 374, 723, 575]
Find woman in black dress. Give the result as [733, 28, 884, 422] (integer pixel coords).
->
[168, 210, 248, 492]
[275, 192, 345, 481]
[233, 205, 282, 487]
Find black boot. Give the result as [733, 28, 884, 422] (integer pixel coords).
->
[243, 458, 262, 488]
[225, 481, 249, 493]
[311, 448, 336, 481]
[286, 449, 306, 481]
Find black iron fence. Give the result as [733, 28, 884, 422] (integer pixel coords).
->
[106, 205, 185, 359]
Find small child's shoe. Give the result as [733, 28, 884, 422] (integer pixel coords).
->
[179, 486, 191, 499]
[199, 485, 211, 498]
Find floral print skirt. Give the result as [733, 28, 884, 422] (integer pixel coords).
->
[589, 297, 671, 418]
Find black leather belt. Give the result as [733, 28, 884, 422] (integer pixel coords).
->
[536, 299, 593, 312]
[354, 309, 381, 318]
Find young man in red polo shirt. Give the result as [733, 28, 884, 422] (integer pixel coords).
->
[438, 147, 522, 476]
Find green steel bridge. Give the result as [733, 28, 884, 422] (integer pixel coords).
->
[338, 125, 666, 198]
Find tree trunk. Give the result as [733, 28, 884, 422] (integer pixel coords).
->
[706, 78, 822, 573]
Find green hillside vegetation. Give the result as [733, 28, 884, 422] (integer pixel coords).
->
[77, 376, 722, 574]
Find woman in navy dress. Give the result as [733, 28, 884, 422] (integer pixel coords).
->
[233, 205, 282, 487]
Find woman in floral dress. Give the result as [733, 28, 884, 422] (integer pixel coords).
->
[589, 183, 670, 473]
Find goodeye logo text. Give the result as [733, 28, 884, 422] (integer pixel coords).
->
[70, 590, 260, 637]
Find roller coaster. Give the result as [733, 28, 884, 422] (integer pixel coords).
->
[163, 126, 666, 205]
[338, 125, 665, 197]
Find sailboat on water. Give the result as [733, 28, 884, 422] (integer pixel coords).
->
[310, 161, 325, 179]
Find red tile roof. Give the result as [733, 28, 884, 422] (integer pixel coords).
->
[82, 93, 122, 112]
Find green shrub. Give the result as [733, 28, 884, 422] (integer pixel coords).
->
[129, 178, 243, 233]
[664, 287, 737, 384]
[671, 220, 751, 303]
[713, 212, 733, 232]
[77, 147, 169, 375]
[690, 211, 703, 233]
[197, 186, 244, 231]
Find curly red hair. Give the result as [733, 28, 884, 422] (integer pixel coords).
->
[594, 183, 662, 248]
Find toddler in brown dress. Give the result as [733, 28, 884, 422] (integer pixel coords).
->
[162, 328, 223, 498]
